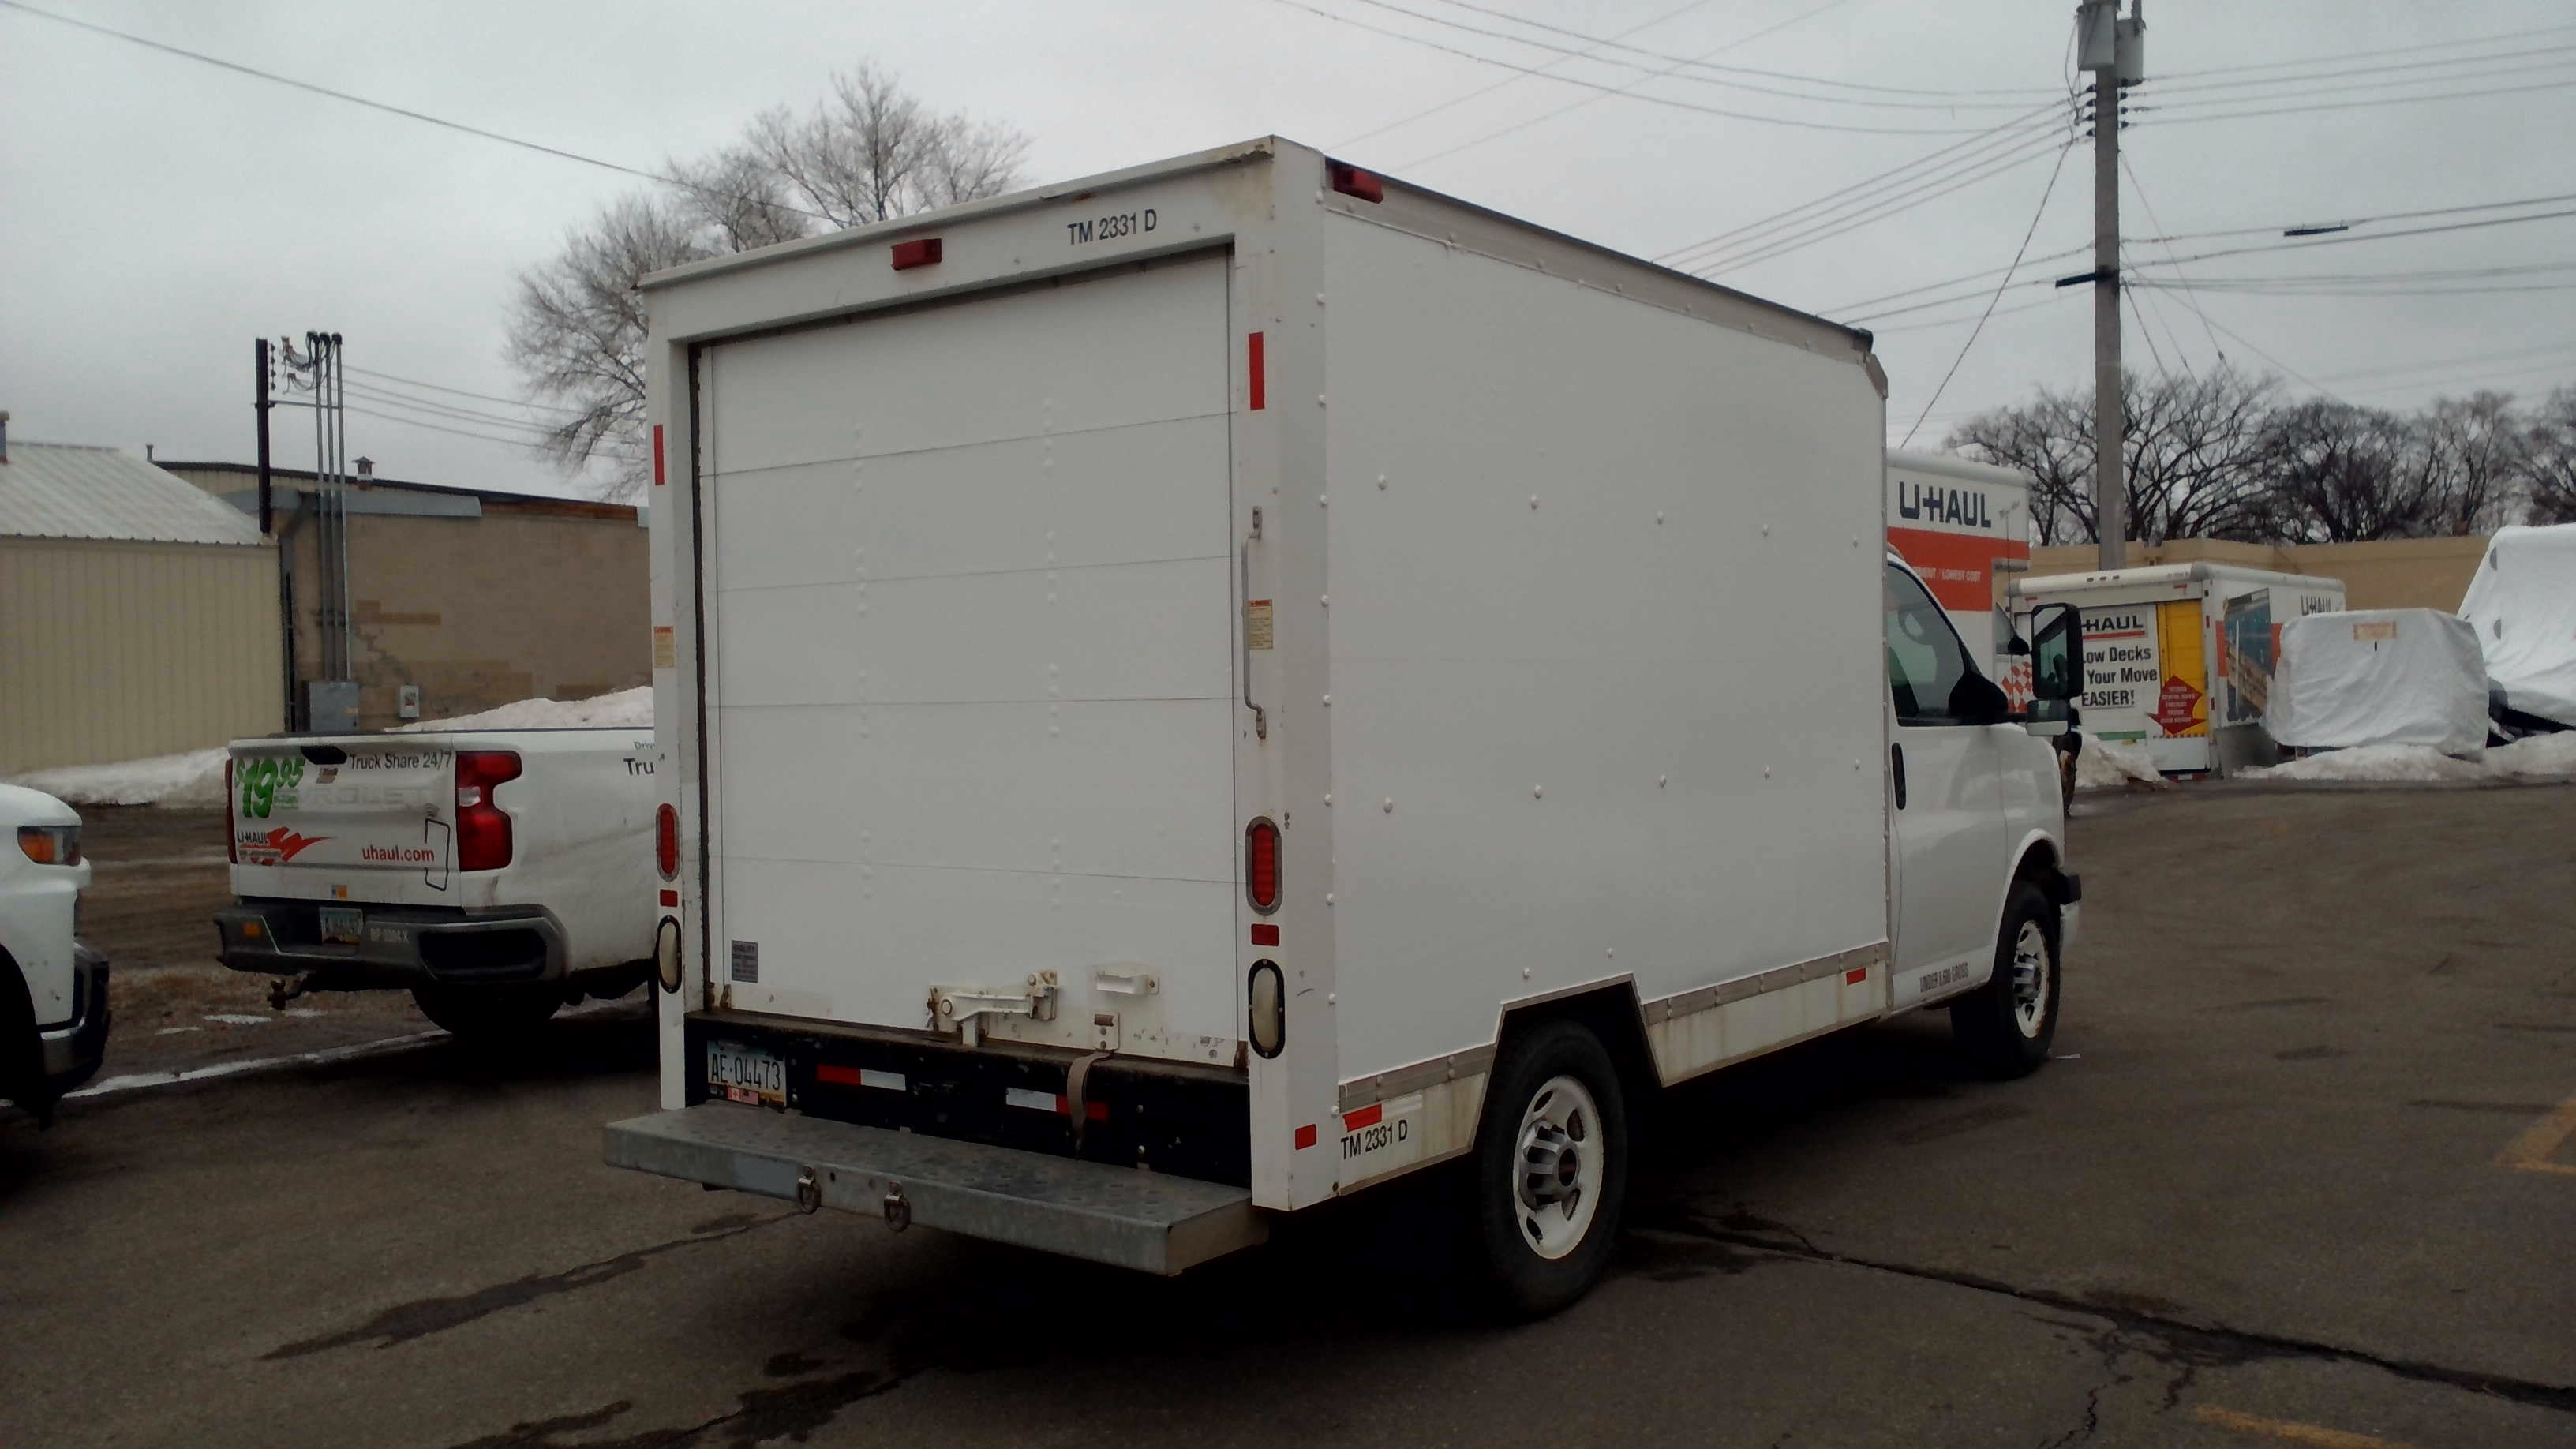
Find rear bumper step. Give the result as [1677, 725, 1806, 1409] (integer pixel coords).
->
[605, 1103, 1267, 1275]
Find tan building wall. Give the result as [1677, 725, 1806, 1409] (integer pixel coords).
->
[2031, 534, 2489, 612]
[0, 536, 283, 774]
[282, 500, 648, 731]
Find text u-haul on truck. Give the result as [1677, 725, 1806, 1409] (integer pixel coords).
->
[605, 138, 2087, 1316]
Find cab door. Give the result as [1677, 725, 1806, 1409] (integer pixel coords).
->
[1885, 561, 2011, 1006]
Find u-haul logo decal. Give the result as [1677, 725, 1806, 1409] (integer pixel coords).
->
[236, 826, 329, 865]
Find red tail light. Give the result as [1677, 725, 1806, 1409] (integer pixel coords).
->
[655, 803, 680, 880]
[455, 751, 522, 872]
[1245, 817, 1281, 915]
[224, 758, 238, 864]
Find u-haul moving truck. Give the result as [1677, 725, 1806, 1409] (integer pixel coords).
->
[1886, 450, 2032, 694]
[607, 138, 2086, 1316]
[2012, 564, 2344, 777]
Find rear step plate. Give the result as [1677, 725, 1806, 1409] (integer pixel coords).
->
[605, 1104, 1265, 1275]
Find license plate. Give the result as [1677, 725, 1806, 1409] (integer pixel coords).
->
[318, 905, 363, 945]
[707, 1043, 786, 1106]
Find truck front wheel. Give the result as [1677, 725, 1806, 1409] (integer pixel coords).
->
[1467, 1019, 1629, 1319]
[1951, 881, 2061, 1077]
[411, 984, 560, 1044]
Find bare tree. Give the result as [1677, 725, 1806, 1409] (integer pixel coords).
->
[2525, 388, 2576, 525]
[509, 64, 1028, 498]
[1947, 368, 2281, 545]
[2255, 399, 2439, 542]
[506, 193, 708, 493]
[2421, 391, 2527, 535]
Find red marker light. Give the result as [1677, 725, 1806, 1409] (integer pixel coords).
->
[655, 803, 680, 880]
[1245, 818, 1281, 914]
[1250, 923, 1279, 947]
[1327, 163, 1383, 204]
[891, 238, 943, 271]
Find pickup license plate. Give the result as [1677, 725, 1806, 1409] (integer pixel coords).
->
[707, 1043, 786, 1106]
[318, 906, 363, 945]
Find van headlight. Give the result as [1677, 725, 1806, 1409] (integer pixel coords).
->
[17, 825, 80, 867]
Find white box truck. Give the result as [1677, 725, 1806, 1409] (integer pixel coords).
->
[2012, 564, 2344, 777]
[1886, 449, 2033, 695]
[606, 138, 2086, 1315]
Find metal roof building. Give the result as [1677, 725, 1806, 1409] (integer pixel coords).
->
[0, 420, 283, 776]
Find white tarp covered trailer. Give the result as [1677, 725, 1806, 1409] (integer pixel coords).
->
[2458, 523, 2576, 731]
[2266, 608, 2490, 755]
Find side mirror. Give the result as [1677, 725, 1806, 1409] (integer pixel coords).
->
[2028, 601, 2083, 705]
[2021, 696, 2072, 739]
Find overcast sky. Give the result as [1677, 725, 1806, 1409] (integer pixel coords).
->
[5, 0, 2571, 500]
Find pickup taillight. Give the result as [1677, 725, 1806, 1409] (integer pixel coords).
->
[224, 758, 238, 864]
[455, 751, 523, 871]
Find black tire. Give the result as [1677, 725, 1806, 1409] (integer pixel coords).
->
[1950, 880, 2061, 1078]
[1466, 1019, 1630, 1320]
[411, 983, 561, 1043]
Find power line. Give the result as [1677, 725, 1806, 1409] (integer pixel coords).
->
[1652, 100, 2070, 266]
[2147, 43, 2576, 97]
[2337, 360, 2576, 401]
[2126, 207, 2576, 271]
[342, 382, 578, 439]
[2153, 20, 2576, 82]
[1331, 0, 1720, 150]
[343, 364, 586, 414]
[2136, 75, 2576, 128]
[1701, 129, 2072, 276]
[1403, 0, 2071, 97]
[2118, 153, 2226, 364]
[2143, 58, 2576, 113]
[1869, 291, 2068, 335]
[1827, 242, 2092, 315]
[2129, 190, 2576, 246]
[344, 403, 638, 458]
[1899, 140, 2076, 447]
[1340, 0, 2039, 110]
[1392, 0, 1858, 170]
[0, 0, 837, 226]
[1264, 0, 2027, 134]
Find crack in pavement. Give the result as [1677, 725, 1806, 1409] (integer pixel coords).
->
[264, 1211, 790, 1360]
[1671, 1207, 2576, 1416]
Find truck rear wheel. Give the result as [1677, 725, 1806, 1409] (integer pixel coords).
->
[411, 984, 560, 1044]
[1467, 1019, 1629, 1319]
[1950, 881, 2060, 1077]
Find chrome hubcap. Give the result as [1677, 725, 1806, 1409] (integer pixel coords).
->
[1515, 1075, 1605, 1260]
[2011, 920, 2051, 1037]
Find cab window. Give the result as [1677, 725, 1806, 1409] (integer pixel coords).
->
[1885, 563, 1983, 724]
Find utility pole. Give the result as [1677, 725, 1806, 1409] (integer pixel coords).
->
[2078, 0, 2144, 569]
[254, 338, 275, 535]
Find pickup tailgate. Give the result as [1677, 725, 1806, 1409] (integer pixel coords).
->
[697, 253, 1241, 1064]
[229, 737, 459, 903]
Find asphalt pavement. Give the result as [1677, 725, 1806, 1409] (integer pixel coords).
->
[4, 785, 2570, 1448]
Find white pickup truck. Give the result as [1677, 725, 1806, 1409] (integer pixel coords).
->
[215, 729, 661, 1040]
[2, 784, 110, 1125]
[607, 138, 2084, 1315]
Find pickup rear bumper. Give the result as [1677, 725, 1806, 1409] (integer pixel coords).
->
[606, 1103, 1266, 1275]
[215, 900, 566, 986]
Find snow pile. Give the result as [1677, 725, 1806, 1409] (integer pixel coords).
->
[2246, 743, 2487, 784]
[2481, 731, 2576, 779]
[393, 685, 653, 733]
[2245, 732, 2576, 784]
[7, 747, 228, 808]
[5, 687, 656, 808]
[2074, 736, 2166, 792]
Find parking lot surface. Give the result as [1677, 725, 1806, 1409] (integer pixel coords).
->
[6, 785, 2572, 1448]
